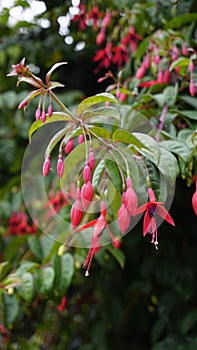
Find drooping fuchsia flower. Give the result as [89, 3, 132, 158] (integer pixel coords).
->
[192, 180, 197, 215]
[136, 188, 175, 248]
[93, 42, 113, 72]
[72, 201, 120, 276]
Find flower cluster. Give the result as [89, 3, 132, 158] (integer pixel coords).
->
[8, 212, 37, 236]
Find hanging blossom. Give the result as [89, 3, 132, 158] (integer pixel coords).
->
[7, 58, 68, 122]
[136, 187, 175, 249]
[72, 201, 120, 276]
[192, 179, 197, 215]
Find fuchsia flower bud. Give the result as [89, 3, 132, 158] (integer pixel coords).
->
[120, 93, 127, 102]
[18, 98, 28, 109]
[96, 28, 105, 45]
[192, 180, 197, 215]
[35, 108, 41, 121]
[172, 45, 179, 61]
[70, 188, 83, 229]
[189, 58, 195, 73]
[81, 181, 94, 210]
[189, 79, 195, 96]
[124, 176, 138, 216]
[64, 138, 74, 154]
[153, 54, 160, 65]
[182, 44, 188, 56]
[103, 10, 111, 27]
[163, 69, 171, 83]
[144, 53, 150, 69]
[83, 164, 92, 183]
[136, 66, 146, 79]
[48, 102, 53, 117]
[157, 69, 163, 84]
[88, 150, 95, 170]
[43, 155, 50, 177]
[78, 134, 85, 144]
[41, 110, 46, 123]
[57, 154, 64, 178]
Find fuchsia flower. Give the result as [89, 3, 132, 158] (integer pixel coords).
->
[43, 155, 51, 177]
[64, 138, 74, 154]
[81, 181, 94, 210]
[112, 44, 128, 68]
[57, 296, 67, 312]
[8, 212, 37, 236]
[70, 188, 83, 229]
[121, 26, 143, 53]
[72, 201, 120, 276]
[192, 180, 197, 215]
[136, 188, 175, 248]
[93, 42, 113, 71]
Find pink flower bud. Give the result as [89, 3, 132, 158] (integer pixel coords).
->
[88, 151, 95, 170]
[78, 134, 85, 144]
[70, 189, 83, 229]
[189, 59, 195, 73]
[64, 138, 74, 154]
[124, 178, 138, 216]
[172, 46, 179, 61]
[18, 98, 28, 109]
[189, 79, 195, 96]
[43, 155, 50, 177]
[153, 54, 160, 65]
[41, 110, 46, 123]
[163, 70, 171, 83]
[118, 202, 130, 234]
[157, 69, 163, 84]
[120, 93, 127, 102]
[182, 44, 188, 56]
[57, 154, 64, 178]
[96, 28, 105, 45]
[48, 103, 53, 117]
[83, 164, 91, 183]
[175, 66, 180, 73]
[35, 108, 41, 120]
[81, 181, 94, 210]
[144, 53, 150, 69]
[136, 66, 146, 79]
[192, 180, 197, 215]
[103, 11, 111, 27]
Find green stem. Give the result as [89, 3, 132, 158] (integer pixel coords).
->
[50, 91, 78, 122]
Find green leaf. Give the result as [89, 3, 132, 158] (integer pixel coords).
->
[48, 81, 65, 90]
[105, 245, 125, 269]
[160, 140, 190, 162]
[53, 253, 74, 297]
[165, 13, 197, 29]
[77, 93, 117, 115]
[163, 84, 178, 107]
[2, 291, 20, 326]
[36, 267, 55, 297]
[46, 62, 68, 84]
[18, 272, 34, 302]
[88, 125, 111, 139]
[169, 57, 190, 72]
[112, 129, 145, 148]
[105, 159, 123, 193]
[107, 179, 122, 219]
[133, 132, 161, 165]
[158, 147, 179, 185]
[0, 262, 12, 282]
[179, 95, 197, 109]
[15, 261, 39, 276]
[17, 75, 43, 88]
[28, 236, 43, 261]
[28, 112, 71, 141]
[4, 235, 29, 262]
[177, 110, 197, 121]
[180, 309, 197, 335]
[92, 159, 105, 195]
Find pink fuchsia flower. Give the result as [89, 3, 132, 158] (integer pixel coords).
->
[102, 10, 111, 27]
[93, 42, 113, 71]
[192, 180, 197, 215]
[112, 44, 128, 68]
[87, 5, 103, 28]
[96, 27, 106, 45]
[83, 164, 92, 183]
[136, 65, 146, 80]
[8, 212, 37, 236]
[78, 134, 85, 144]
[136, 187, 175, 248]
[72, 4, 87, 31]
[7, 57, 28, 77]
[73, 202, 119, 275]
[88, 150, 95, 170]
[121, 26, 143, 53]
